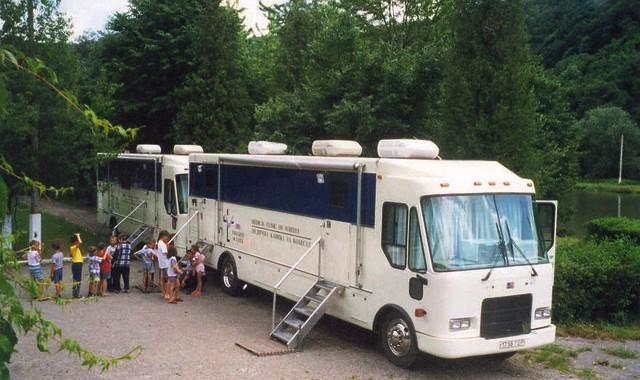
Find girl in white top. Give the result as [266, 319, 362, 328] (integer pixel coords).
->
[156, 230, 171, 299]
[191, 245, 205, 297]
[26, 240, 46, 300]
[166, 246, 183, 304]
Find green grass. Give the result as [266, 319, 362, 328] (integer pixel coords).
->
[557, 322, 640, 340]
[522, 344, 601, 379]
[13, 206, 104, 259]
[601, 346, 639, 359]
[611, 361, 625, 369]
[576, 179, 640, 194]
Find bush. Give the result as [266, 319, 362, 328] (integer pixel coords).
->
[585, 217, 640, 242]
[553, 238, 640, 324]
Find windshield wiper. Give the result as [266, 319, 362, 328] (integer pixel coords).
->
[504, 220, 538, 277]
[481, 223, 507, 282]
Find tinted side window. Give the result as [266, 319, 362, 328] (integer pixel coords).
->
[164, 179, 177, 215]
[408, 207, 427, 272]
[381, 202, 407, 269]
[329, 179, 347, 208]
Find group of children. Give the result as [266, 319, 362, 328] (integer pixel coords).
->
[25, 230, 206, 303]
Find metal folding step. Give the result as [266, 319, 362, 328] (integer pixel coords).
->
[127, 224, 152, 248]
[270, 279, 342, 349]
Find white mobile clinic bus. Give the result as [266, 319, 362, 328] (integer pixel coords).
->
[97, 144, 203, 249]
[183, 139, 558, 367]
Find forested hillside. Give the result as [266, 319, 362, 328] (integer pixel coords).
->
[1, 0, 639, 204]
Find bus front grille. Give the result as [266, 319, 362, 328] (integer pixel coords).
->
[480, 294, 532, 339]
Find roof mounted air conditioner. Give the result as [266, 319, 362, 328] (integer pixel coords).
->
[248, 141, 288, 155]
[312, 140, 362, 157]
[377, 139, 439, 159]
[173, 145, 204, 155]
[136, 144, 162, 154]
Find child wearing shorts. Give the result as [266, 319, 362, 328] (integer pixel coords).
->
[191, 245, 206, 297]
[87, 246, 103, 297]
[166, 246, 183, 304]
[49, 241, 64, 298]
[97, 243, 111, 296]
[27, 240, 46, 300]
[134, 239, 156, 293]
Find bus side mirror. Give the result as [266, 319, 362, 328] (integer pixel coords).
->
[535, 200, 557, 253]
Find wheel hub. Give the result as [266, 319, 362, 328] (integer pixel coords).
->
[386, 318, 412, 357]
[222, 262, 234, 288]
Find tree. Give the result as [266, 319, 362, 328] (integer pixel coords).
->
[441, 0, 541, 176]
[254, 0, 445, 155]
[100, 0, 208, 149]
[0, 48, 139, 380]
[577, 106, 640, 179]
[172, 2, 254, 152]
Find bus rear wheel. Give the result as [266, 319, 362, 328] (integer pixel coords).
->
[379, 311, 419, 368]
[219, 255, 241, 296]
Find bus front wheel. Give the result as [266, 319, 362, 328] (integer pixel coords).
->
[219, 255, 241, 296]
[379, 311, 419, 368]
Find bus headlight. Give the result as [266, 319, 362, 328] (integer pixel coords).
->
[535, 307, 551, 319]
[449, 318, 471, 330]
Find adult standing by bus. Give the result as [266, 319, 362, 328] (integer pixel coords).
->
[69, 233, 83, 298]
[112, 234, 132, 293]
[156, 230, 170, 299]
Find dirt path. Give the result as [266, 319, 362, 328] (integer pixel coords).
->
[39, 198, 106, 234]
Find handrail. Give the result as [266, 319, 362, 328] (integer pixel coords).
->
[168, 211, 199, 245]
[112, 200, 147, 234]
[272, 236, 323, 329]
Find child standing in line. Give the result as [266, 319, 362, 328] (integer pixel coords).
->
[27, 240, 46, 300]
[49, 241, 64, 298]
[69, 233, 83, 298]
[166, 246, 183, 304]
[96, 243, 111, 296]
[191, 245, 206, 297]
[87, 246, 103, 297]
[156, 230, 170, 299]
[134, 239, 156, 293]
[105, 236, 118, 291]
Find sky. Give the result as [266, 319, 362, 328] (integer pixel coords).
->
[59, 0, 284, 39]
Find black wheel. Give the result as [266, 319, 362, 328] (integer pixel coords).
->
[219, 255, 242, 296]
[379, 311, 419, 368]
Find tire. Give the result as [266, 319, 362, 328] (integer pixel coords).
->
[379, 311, 419, 368]
[219, 255, 242, 296]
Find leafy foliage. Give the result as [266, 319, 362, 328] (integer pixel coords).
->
[441, 0, 540, 176]
[554, 237, 640, 323]
[173, 2, 254, 152]
[585, 217, 640, 243]
[577, 106, 640, 179]
[526, 0, 640, 134]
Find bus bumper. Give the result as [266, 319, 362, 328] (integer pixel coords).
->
[416, 324, 556, 359]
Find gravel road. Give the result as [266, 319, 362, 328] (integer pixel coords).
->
[10, 262, 637, 380]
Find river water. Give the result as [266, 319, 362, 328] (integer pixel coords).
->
[563, 190, 640, 237]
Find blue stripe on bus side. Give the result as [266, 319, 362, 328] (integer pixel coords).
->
[189, 163, 376, 227]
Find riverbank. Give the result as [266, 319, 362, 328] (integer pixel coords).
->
[576, 179, 640, 194]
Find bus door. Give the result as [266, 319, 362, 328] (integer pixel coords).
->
[380, 201, 430, 319]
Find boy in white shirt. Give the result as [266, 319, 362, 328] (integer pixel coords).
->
[156, 230, 170, 299]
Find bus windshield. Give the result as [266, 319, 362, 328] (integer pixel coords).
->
[421, 194, 547, 272]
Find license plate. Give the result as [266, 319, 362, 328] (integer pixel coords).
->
[499, 338, 526, 350]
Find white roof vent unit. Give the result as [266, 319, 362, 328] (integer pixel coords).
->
[173, 144, 204, 155]
[248, 141, 288, 155]
[136, 144, 162, 154]
[312, 140, 362, 157]
[377, 139, 439, 159]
